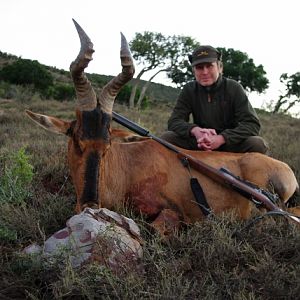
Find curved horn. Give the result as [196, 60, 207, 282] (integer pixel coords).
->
[70, 19, 97, 111]
[98, 32, 135, 114]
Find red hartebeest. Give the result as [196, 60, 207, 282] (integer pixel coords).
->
[26, 20, 299, 236]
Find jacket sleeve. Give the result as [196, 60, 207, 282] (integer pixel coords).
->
[167, 84, 198, 138]
[220, 81, 261, 145]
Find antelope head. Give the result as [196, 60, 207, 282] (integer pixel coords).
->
[26, 19, 135, 212]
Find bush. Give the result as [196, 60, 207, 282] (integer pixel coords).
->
[0, 147, 34, 205]
[0, 51, 17, 60]
[0, 59, 53, 92]
[0, 225, 17, 242]
[0, 81, 9, 98]
[87, 73, 111, 87]
[46, 83, 75, 101]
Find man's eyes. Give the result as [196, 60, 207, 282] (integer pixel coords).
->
[195, 64, 213, 70]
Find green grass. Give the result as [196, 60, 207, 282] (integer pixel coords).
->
[0, 97, 300, 299]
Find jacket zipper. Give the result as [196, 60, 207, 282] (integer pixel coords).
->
[208, 93, 212, 102]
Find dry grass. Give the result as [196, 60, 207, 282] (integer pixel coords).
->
[0, 97, 300, 299]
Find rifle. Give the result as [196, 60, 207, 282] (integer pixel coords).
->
[112, 111, 300, 225]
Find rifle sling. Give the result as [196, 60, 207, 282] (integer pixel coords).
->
[190, 178, 212, 216]
[181, 157, 212, 216]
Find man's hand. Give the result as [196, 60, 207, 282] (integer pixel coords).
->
[190, 126, 225, 151]
[190, 126, 216, 140]
[198, 134, 225, 151]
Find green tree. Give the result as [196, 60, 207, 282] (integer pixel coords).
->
[165, 35, 200, 87]
[220, 48, 269, 93]
[0, 58, 53, 92]
[116, 84, 149, 109]
[129, 32, 199, 109]
[272, 72, 300, 114]
[129, 32, 167, 109]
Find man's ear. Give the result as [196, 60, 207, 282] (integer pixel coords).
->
[25, 110, 73, 135]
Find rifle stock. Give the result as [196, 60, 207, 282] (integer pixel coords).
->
[112, 111, 300, 225]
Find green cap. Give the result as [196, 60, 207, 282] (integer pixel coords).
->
[189, 45, 221, 66]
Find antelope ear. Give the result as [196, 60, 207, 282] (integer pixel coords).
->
[25, 110, 73, 135]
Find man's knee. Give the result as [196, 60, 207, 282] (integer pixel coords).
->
[244, 136, 269, 154]
[160, 131, 176, 143]
[220, 136, 269, 154]
[160, 131, 197, 150]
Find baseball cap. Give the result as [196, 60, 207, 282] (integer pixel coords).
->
[188, 45, 221, 66]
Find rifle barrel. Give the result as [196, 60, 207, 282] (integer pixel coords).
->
[112, 111, 180, 153]
[112, 111, 149, 137]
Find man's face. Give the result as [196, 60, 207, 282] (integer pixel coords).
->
[193, 62, 222, 86]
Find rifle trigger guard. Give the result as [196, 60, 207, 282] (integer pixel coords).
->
[180, 157, 189, 167]
[181, 157, 192, 178]
[250, 196, 263, 208]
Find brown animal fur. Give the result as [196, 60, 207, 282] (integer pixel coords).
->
[25, 20, 300, 236]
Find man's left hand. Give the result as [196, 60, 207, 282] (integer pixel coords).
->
[199, 134, 225, 151]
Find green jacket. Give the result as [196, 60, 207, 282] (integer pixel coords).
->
[168, 76, 261, 146]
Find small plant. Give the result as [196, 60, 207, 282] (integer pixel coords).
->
[0, 225, 17, 242]
[0, 147, 34, 205]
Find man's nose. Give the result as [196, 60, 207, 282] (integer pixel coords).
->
[202, 66, 209, 73]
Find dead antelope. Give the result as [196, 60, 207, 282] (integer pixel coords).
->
[26, 19, 299, 237]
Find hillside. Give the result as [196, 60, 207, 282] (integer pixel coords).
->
[0, 50, 180, 105]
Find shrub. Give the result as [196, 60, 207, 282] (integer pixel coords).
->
[0, 81, 14, 98]
[0, 51, 17, 60]
[0, 225, 17, 242]
[0, 59, 53, 92]
[46, 83, 75, 101]
[87, 73, 111, 87]
[0, 147, 34, 205]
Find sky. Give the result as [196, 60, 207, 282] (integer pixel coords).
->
[1, 0, 300, 114]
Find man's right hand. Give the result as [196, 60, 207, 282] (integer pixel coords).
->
[190, 126, 218, 150]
